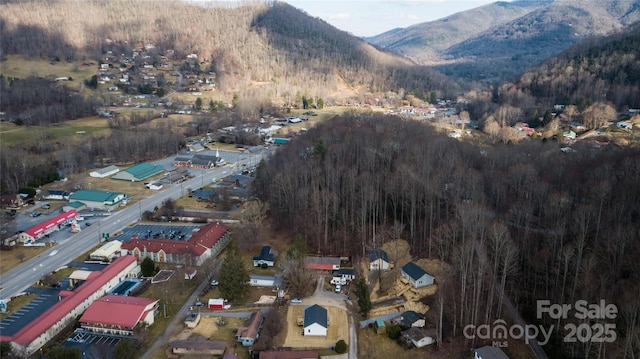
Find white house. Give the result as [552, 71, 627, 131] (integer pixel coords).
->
[253, 245, 275, 267]
[401, 262, 434, 288]
[303, 304, 328, 337]
[401, 327, 435, 348]
[475, 346, 510, 359]
[89, 165, 120, 178]
[369, 249, 391, 271]
[249, 274, 282, 287]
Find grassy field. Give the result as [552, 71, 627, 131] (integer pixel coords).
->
[0, 117, 111, 147]
[0, 246, 50, 275]
[1, 55, 96, 86]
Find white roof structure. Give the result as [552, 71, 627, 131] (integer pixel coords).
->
[90, 240, 123, 260]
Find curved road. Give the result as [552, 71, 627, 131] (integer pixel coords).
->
[0, 152, 264, 301]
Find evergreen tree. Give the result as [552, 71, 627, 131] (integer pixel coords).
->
[355, 277, 372, 317]
[140, 257, 156, 277]
[219, 242, 249, 302]
[195, 97, 203, 111]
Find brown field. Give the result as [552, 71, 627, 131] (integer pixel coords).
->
[1, 55, 96, 87]
[283, 304, 349, 349]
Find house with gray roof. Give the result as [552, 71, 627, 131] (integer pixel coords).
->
[253, 245, 275, 267]
[369, 249, 390, 271]
[401, 262, 434, 288]
[111, 162, 164, 182]
[392, 310, 425, 329]
[303, 304, 328, 336]
[68, 190, 125, 210]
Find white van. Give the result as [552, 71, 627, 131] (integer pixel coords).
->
[335, 284, 341, 293]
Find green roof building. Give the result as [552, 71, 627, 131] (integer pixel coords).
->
[68, 190, 125, 210]
[111, 162, 165, 182]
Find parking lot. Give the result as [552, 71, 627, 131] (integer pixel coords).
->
[0, 291, 59, 337]
[63, 329, 127, 358]
[112, 224, 200, 242]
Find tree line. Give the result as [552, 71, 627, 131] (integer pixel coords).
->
[254, 113, 640, 358]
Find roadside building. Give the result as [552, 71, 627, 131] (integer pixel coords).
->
[89, 165, 120, 178]
[44, 190, 70, 200]
[68, 189, 125, 210]
[121, 223, 231, 265]
[18, 210, 79, 243]
[89, 240, 122, 261]
[401, 327, 435, 348]
[0, 256, 139, 355]
[79, 295, 159, 336]
[111, 162, 164, 182]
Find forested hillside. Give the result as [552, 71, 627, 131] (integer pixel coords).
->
[255, 114, 640, 358]
[517, 23, 640, 109]
[368, 0, 640, 84]
[0, 0, 455, 104]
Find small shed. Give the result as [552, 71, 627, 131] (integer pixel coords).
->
[374, 319, 386, 334]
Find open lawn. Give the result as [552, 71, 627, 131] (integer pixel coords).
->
[1, 55, 96, 88]
[283, 304, 349, 350]
[0, 117, 110, 147]
[0, 246, 50, 276]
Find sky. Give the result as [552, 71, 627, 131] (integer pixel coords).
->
[283, 0, 501, 37]
[192, 0, 505, 37]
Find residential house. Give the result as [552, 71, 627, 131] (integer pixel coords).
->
[392, 310, 426, 330]
[369, 249, 391, 271]
[475, 346, 510, 359]
[253, 245, 275, 267]
[401, 262, 434, 288]
[336, 268, 356, 281]
[0, 194, 25, 209]
[184, 312, 200, 329]
[401, 327, 435, 348]
[236, 311, 264, 346]
[303, 304, 328, 336]
[249, 274, 282, 288]
[170, 337, 226, 356]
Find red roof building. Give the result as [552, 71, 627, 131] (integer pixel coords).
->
[121, 223, 230, 266]
[80, 295, 159, 335]
[0, 256, 139, 355]
[18, 210, 78, 243]
[304, 256, 341, 271]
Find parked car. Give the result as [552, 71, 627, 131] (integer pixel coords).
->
[335, 284, 342, 293]
[42, 204, 50, 209]
[290, 298, 303, 304]
[194, 301, 205, 307]
[210, 279, 219, 286]
[31, 212, 41, 218]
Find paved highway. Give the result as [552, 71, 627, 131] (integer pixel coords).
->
[0, 151, 264, 301]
